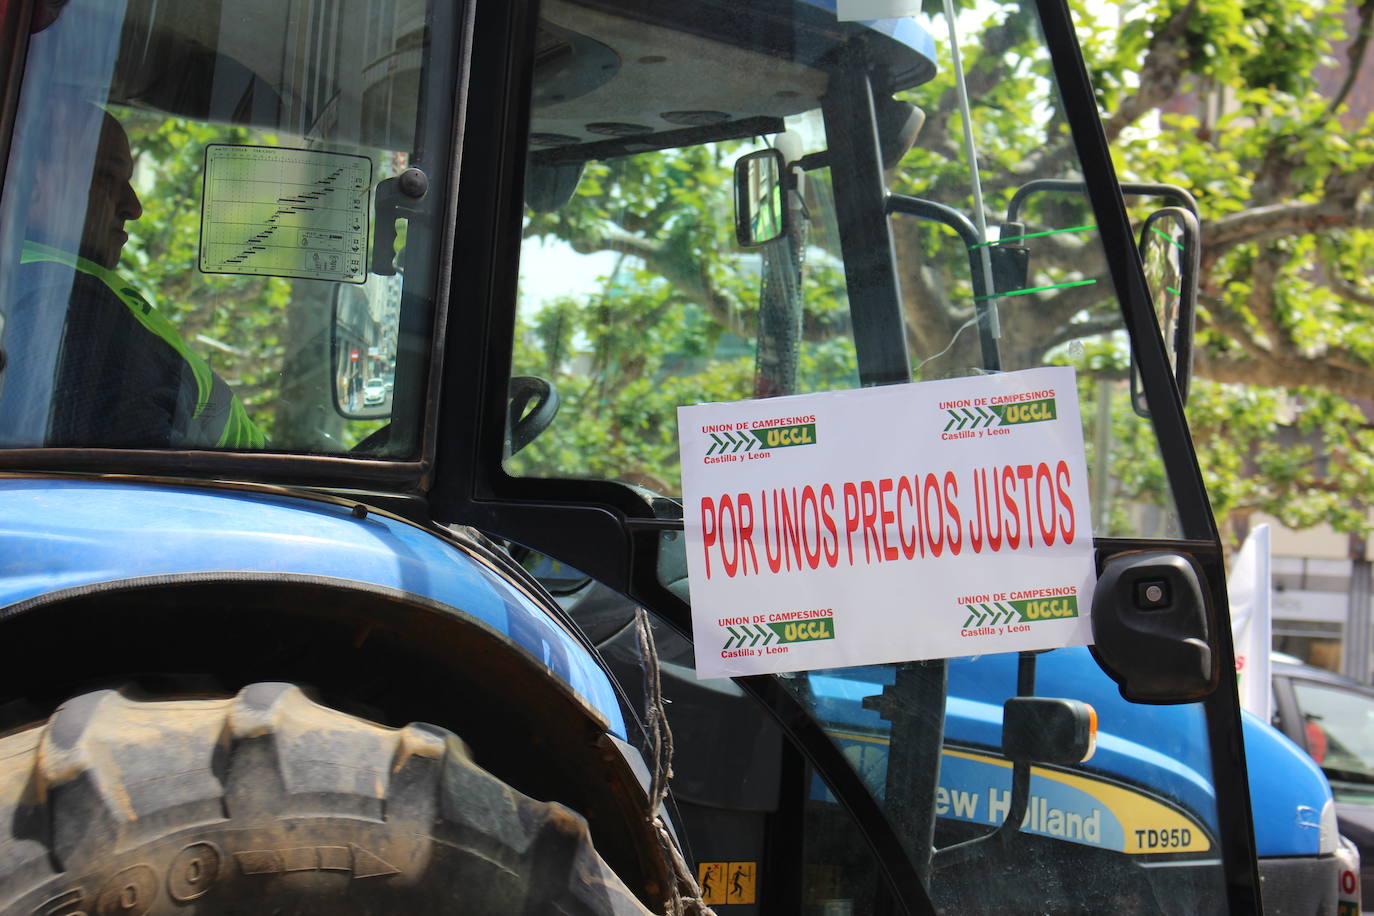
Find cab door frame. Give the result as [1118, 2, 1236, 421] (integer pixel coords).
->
[1038, 3, 1262, 908]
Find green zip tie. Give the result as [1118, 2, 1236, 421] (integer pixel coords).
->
[969, 225, 1097, 249]
[975, 278, 1098, 301]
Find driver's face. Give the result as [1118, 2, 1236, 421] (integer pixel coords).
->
[76, 116, 143, 269]
[29, 110, 143, 269]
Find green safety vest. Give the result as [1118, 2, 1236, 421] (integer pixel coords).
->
[20, 240, 266, 449]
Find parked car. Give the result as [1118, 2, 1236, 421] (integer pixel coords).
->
[1271, 652, 1374, 903]
[363, 376, 387, 405]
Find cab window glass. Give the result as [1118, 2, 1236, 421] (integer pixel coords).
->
[506, 0, 1184, 539]
[0, 0, 448, 455]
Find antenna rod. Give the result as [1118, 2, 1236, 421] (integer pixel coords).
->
[940, 0, 1001, 343]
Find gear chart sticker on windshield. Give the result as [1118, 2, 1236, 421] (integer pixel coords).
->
[679, 367, 1096, 678]
[199, 145, 371, 283]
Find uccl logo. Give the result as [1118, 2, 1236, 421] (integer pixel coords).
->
[703, 422, 818, 457]
[753, 423, 816, 449]
[962, 595, 1079, 627]
[991, 397, 1057, 425]
[942, 396, 1057, 432]
[776, 618, 834, 641]
[723, 617, 835, 649]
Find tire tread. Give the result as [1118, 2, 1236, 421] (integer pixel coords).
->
[0, 683, 654, 914]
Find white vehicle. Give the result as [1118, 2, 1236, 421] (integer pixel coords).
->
[363, 377, 387, 405]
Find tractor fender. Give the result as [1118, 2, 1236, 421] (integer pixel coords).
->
[0, 475, 624, 737]
[0, 476, 673, 903]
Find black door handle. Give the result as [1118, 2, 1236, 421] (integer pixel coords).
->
[1091, 552, 1216, 703]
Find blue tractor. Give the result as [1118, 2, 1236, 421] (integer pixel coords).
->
[0, 0, 1353, 912]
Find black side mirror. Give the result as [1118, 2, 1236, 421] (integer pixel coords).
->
[734, 149, 789, 248]
[1091, 552, 1216, 703]
[1002, 697, 1096, 765]
[1131, 206, 1200, 416]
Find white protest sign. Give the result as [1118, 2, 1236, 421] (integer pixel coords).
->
[678, 366, 1096, 678]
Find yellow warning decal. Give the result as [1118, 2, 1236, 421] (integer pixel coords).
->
[698, 862, 726, 905]
[697, 861, 758, 905]
[726, 862, 757, 904]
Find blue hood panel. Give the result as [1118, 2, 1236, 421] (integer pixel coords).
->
[1242, 709, 1332, 857]
[0, 477, 625, 738]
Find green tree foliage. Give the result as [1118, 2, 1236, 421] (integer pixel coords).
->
[1084, 0, 1374, 545]
[891, 0, 1374, 547]
[511, 146, 856, 492]
[513, 0, 1374, 549]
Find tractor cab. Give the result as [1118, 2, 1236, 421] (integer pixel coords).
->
[0, 0, 1299, 913]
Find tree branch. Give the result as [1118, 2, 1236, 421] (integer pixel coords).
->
[1244, 246, 1305, 361]
[1194, 346, 1374, 402]
[1101, 0, 1198, 143]
[1328, 0, 1374, 116]
[1016, 142, 1080, 185]
[564, 225, 750, 336]
[1319, 247, 1374, 307]
[1204, 199, 1374, 252]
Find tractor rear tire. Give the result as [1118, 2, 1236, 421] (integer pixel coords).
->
[0, 682, 654, 914]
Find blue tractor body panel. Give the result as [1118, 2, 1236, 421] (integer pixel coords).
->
[1242, 709, 1334, 857]
[0, 477, 627, 738]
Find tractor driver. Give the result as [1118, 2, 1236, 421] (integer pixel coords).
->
[0, 99, 264, 449]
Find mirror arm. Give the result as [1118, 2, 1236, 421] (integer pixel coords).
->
[932, 651, 1039, 869]
[932, 761, 1032, 870]
[1006, 179, 1199, 224]
[886, 193, 1002, 371]
[886, 193, 979, 247]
